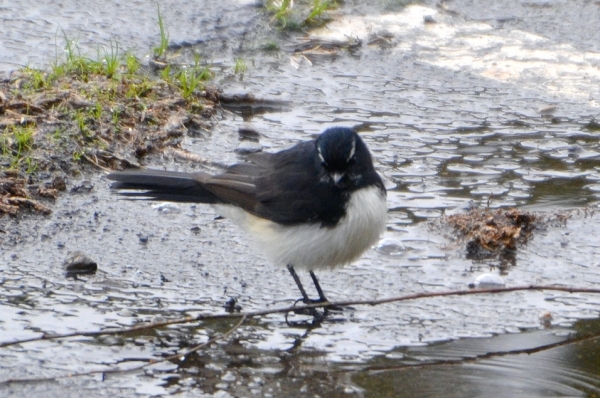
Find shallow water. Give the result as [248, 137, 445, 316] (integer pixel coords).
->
[2, 0, 600, 396]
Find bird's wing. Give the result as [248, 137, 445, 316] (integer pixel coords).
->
[203, 142, 345, 226]
[253, 171, 336, 225]
[202, 163, 261, 212]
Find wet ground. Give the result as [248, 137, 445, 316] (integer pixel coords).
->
[2, 0, 600, 397]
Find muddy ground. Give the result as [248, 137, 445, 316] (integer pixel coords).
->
[2, 0, 600, 397]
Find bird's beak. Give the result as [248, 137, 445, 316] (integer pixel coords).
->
[330, 172, 345, 185]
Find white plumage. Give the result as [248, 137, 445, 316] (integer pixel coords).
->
[215, 185, 387, 270]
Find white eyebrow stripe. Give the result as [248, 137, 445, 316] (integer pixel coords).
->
[318, 145, 326, 164]
[347, 136, 356, 161]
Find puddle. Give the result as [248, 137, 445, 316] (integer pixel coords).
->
[354, 319, 600, 398]
[2, 0, 600, 396]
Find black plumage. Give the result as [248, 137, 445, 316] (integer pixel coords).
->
[108, 127, 384, 227]
[108, 127, 387, 316]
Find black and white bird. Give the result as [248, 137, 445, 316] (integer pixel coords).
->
[108, 127, 387, 311]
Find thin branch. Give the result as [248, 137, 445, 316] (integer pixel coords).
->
[0, 315, 247, 385]
[2, 285, 600, 349]
[2, 284, 600, 385]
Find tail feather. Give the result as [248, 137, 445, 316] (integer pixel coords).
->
[107, 169, 220, 203]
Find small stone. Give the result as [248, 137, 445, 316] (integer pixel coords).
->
[221, 371, 236, 382]
[70, 180, 94, 193]
[63, 251, 98, 276]
[190, 226, 201, 234]
[214, 382, 229, 390]
[238, 125, 261, 141]
[224, 297, 242, 313]
[148, 57, 168, 71]
[538, 105, 557, 115]
[152, 202, 180, 213]
[472, 273, 505, 287]
[375, 238, 405, 256]
[423, 15, 436, 24]
[235, 140, 262, 154]
[51, 175, 67, 191]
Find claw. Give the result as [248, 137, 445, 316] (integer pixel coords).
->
[286, 265, 343, 321]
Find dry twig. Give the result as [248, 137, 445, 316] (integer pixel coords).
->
[1, 285, 599, 350]
[2, 286, 600, 385]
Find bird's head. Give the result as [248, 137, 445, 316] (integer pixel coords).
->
[315, 127, 374, 187]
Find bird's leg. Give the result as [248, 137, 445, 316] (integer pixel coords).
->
[309, 271, 328, 303]
[310, 271, 343, 313]
[286, 265, 326, 322]
[287, 265, 311, 304]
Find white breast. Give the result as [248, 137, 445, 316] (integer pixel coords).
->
[214, 185, 387, 270]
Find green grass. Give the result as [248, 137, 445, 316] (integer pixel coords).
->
[305, 0, 335, 25]
[268, 0, 293, 27]
[266, 0, 336, 29]
[50, 30, 103, 81]
[100, 39, 120, 78]
[49, 30, 126, 81]
[261, 40, 280, 52]
[91, 103, 103, 120]
[73, 110, 94, 140]
[1, 125, 36, 172]
[24, 157, 38, 174]
[160, 64, 172, 82]
[22, 67, 48, 90]
[125, 53, 140, 75]
[111, 108, 122, 134]
[12, 125, 35, 153]
[234, 58, 247, 74]
[51, 127, 65, 141]
[177, 65, 211, 100]
[272, 0, 299, 30]
[153, 6, 169, 59]
[129, 80, 154, 98]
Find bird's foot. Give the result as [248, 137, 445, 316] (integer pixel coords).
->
[308, 299, 345, 315]
[285, 298, 326, 325]
[305, 296, 345, 314]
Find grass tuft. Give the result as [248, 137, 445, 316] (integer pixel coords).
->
[101, 39, 120, 78]
[261, 40, 280, 52]
[177, 65, 211, 100]
[234, 58, 247, 74]
[153, 6, 169, 59]
[266, 0, 336, 29]
[1, 125, 36, 172]
[125, 53, 140, 75]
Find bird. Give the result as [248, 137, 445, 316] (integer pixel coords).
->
[107, 126, 387, 316]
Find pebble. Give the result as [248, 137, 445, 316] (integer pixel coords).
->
[235, 140, 262, 154]
[63, 251, 98, 276]
[375, 238, 405, 256]
[470, 273, 505, 288]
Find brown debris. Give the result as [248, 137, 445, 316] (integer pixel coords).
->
[0, 176, 52, 215]
[292, 37, 362, 55]
[5, 101, 45, 114]
[37, 187, 59, 198]
[4, 196, 51, 215]
[446, 208, 537, 256]
[32, 90, 70, 108]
